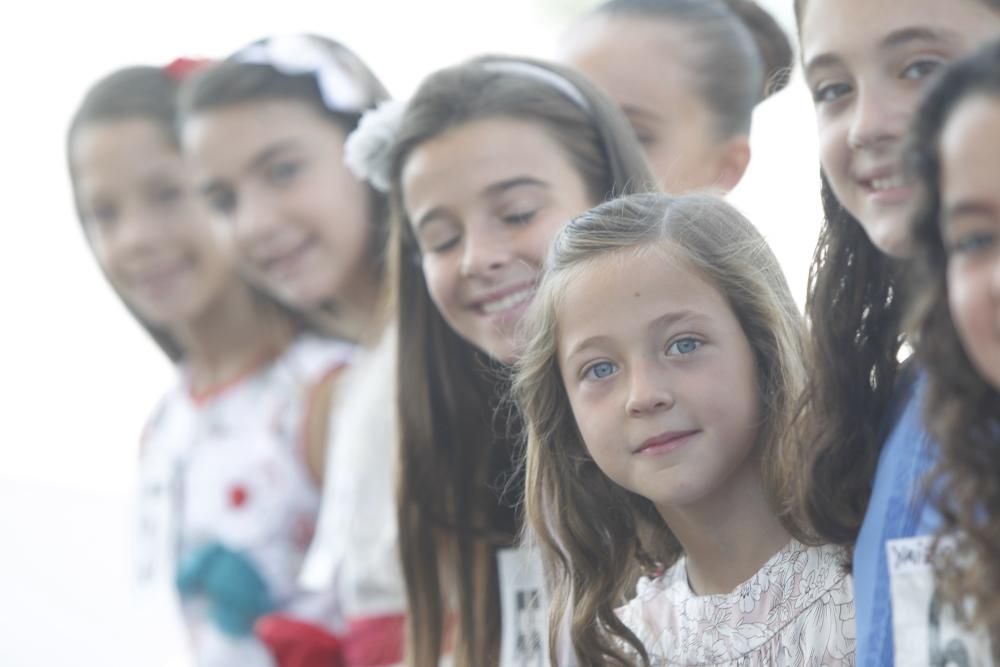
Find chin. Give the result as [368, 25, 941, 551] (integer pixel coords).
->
[862, 214, 914, 259]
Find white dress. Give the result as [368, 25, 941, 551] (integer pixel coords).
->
[134, 334, 354, 667]
[298, 328, 408, 664]
[618, 540, 857, 666]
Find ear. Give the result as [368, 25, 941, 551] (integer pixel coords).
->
[715, 136, 752, 193]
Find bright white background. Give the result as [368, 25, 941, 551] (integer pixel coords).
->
[0, 1, 818, 664]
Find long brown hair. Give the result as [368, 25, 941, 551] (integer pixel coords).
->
[385, 55, 655, 667]
[513, 192, 808, 666]
[908, 38, 1000, 636]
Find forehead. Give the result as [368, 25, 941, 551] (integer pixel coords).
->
[556, 248, 728, 342]
[182, 98, 341, 162]
[941, 94, 1000, 192]
[72, 119, 178, 191]
[801, 0, 999, 65]
[401, 117, 581, 207]
[564, 16, 698, 103]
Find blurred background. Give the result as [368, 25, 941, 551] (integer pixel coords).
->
[0, 0, 816, 664]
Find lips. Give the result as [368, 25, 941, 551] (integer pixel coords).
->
[634, 430, 699, 455]
[130, 258, 193, 295]
[258, 237, 316, 279]
[856, 166, 913, 199]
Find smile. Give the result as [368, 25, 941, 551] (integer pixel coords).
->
[477, 286, 533, 315]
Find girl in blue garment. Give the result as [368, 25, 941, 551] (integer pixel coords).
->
[908, 39, 1000, 660]
[792, 1, 1000, 665]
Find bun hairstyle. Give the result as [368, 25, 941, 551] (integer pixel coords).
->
[590, 0, 793, 136]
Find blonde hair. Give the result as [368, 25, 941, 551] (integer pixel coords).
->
[513, 192, 808, 665]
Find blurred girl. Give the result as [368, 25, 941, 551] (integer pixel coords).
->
[68, 63, 352, 666]
[908, 39, 1000, 654]
[515, 192, 853, 666]
[561, 0, 793, 192]
[178, 35, 406, 666]
[357, 55, 654, 666]
[793, 1, 1000, 664]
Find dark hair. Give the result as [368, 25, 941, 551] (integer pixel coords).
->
[790, 0, 1000, 554]
[178, 34, 392, 301]
[908, 38, 1000, 635]
[589, 0, 793, 137]
[67, 66, 186, 360]
[386, 55, 656, 667]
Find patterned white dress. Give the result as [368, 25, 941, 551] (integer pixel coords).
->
[618, 540, 856, 666]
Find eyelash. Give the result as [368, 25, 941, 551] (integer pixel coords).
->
[948, 230, 996, 257]
[502, 209, 538, 225]
[901, 58, 942, 82]
[813, 82, 852, 105]
[582, 360, 618, 381]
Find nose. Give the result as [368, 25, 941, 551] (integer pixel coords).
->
[459, 224, 510, 278]
[847, 84, 907, 152]
[625, 363, 674, 417]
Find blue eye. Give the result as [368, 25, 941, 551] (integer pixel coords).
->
[813, 82, 851, 104]
[268, 161, 301, 185]
[502, 210, 537, 225]
[584, 361, 617, 380]
[901, 59, 941, 82]
[666, 338, 701, 356]
[949, 231, 996, 257]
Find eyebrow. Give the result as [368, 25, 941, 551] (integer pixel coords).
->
[413, 176, 550, 230]
[943, 200, 998, 224]
[804, 26, 962, 79]
[621, 105, 661, 123]
[563, 309, 703, 361]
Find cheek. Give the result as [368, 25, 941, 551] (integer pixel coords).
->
[948, 263, 989, 345]
[421, 258, 459, 317]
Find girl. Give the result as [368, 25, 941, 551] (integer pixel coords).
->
[178, 34, 407, 666]
[908, 39, 1000, 652]
[366, 55, 655, 666]
[514, 192, 854, 666]
[793, 1, 1000, 665]
[68, 63, 353, 666]
[560, 0, 792, 193]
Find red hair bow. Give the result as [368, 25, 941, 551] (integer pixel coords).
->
[163, 57, 213, 82]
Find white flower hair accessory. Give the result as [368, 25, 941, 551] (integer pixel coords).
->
[234, 35, 368, 113]
[343, 99, 408, 193]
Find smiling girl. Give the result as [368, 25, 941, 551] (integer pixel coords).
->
[515, 192, 854, 666]
[69, 62, 354, 667]
[360, 55, 655, 666]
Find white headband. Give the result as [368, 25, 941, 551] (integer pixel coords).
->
[234, 35, 369, 114]
[481, 61, 590, 112]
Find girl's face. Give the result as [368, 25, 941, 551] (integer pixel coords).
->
[939, 94, 1000, 390]
[800, 0, 1000, 257]
[183, 99, 373, 310]
[557, 249, 760, 513]
[72, 119, 238, 328]
[562, 16, 743, 193]
[401, 117, 595, 362]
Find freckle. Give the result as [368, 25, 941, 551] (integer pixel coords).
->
[633, 291, 641, 298]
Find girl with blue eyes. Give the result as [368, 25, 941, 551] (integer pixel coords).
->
[179, 35, 408, 666]
[792, 2, 1000, 665]
[514, 192, 855, 666]
[68, 63, 357, 666]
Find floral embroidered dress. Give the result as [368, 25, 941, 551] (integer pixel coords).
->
[618, 540, 856, 666]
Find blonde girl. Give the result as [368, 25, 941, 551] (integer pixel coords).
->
[515, 192, 854, 666]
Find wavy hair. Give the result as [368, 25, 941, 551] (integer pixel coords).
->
[907, 38, 1000, 636]
[513, 192, 808, 665]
